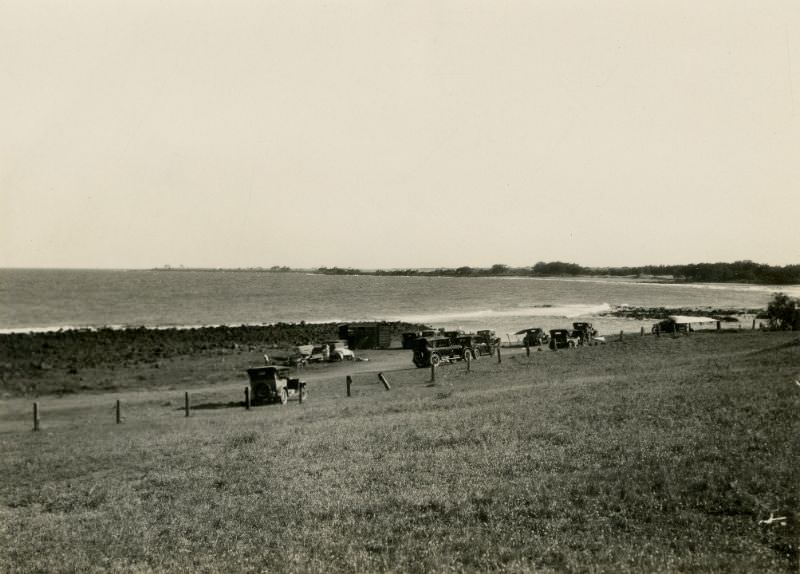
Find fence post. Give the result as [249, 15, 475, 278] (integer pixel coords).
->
[378, 372, 391, 390]
[116, 399, 121, 424]
[33, 402, 40, 432]
[346, 375, 352, 397]
[430, 363, 436, 382]
[184, 392, 190, 417]
[497, 346, 502, 364]
[465, 352, 471, 372]
[716, 321, 721, 331]
[298, 382, 304, 404]
[525, 342, 530, 357]
[244, 387, 250, 410]
[655, 325, 660, 338]
[640, 326, 645, 337]
[752, 319, 756, 330]
[619, 330, 623, 343]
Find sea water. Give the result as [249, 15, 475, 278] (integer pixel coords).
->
[2, 269, 798, 340]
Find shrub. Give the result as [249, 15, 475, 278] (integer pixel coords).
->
[766, 292, 799, 330]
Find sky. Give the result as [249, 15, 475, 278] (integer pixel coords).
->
[1, 0, 798, 270]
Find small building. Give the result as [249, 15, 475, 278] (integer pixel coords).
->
[338, 322, 396, 349]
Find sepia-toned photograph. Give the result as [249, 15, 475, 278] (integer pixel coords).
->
[1, 1, 798, 572]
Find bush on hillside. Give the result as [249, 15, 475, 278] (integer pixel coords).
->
[766, 292, 800, 330]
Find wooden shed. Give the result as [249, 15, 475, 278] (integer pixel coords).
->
[338, 322, 396, 349]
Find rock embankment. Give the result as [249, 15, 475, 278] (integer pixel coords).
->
[600, 306, 764, 320]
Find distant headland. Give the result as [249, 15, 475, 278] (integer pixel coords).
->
[153, 261, 800, 285]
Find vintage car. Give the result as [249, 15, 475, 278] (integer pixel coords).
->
[455, 333, 498, 360]
[246, 366, 307, 405]
[516, 327, 550, 347]
[325, 340, 355, 361]
[411, 336, 465, 368]
[548, 329, 582, 349]
[441, 329, 466, 343]
[651, 318, 689, 334]
[571, 322, 598, 344]
[401, 329, 437, 349]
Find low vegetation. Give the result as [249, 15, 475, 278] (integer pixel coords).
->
[1, 331, 797, 572]
[0, 322, 423, 397]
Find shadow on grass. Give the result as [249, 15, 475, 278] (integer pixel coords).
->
[174, 401, 244, 411]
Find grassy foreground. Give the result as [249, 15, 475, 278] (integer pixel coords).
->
[1, 331, 798, 573]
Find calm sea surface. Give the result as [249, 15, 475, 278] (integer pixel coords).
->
[2, 269, 798, 339]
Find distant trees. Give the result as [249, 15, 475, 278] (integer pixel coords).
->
[306, 261, 800, 284]
[766, 292, 800, 330]
[532, 261, 586, 276]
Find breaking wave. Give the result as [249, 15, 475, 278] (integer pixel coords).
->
[390, 303, 612, 325]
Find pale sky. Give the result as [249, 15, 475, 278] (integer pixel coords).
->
[1, 1, 798, 269]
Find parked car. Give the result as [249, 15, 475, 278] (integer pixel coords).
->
[516, 327, 549, 347]
[306, 345, 328, 363]
[474, 330, 502, 352]
[411, 336, 465, 368]
[326, 340, 355, 361]
[549, 329, 581, 349]
[571, 322, 598, 345]
[272, 346, 309, 367]
[455, 333, 498, 360]
[246, 366, 307, 405]
[401, 329, 437, 349]
[441, 329, 466, 343]
[651, 319, 688, 334]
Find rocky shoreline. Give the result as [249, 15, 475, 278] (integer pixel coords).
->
[599, 305, 765, 321]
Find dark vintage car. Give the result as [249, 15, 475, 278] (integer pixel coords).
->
[455, 333, 498, 360]
[548, 329, 582, 349]
[571, 322, 598, 344]
[475, 329, 502, 351]
[401, 329, 437, 349]
[411, 336, 465, 368]
[651, 319, 689, 334]
[517, 328, 549, 347]
[246, 366, 307, 405]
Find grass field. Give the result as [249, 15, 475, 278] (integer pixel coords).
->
[1, 331, 798, 572]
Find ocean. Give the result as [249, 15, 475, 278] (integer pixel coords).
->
[2, 269, 798, 340]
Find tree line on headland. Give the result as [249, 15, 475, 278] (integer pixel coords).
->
[154, 261, 800, 284]
[318, 261, 800, 284]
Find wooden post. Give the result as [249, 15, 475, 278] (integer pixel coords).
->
[244, 387, 250, 410]
[33, 402, 40, 432]
[752, 319, 756, 330]
[655, 325, 660, 337]
[116, 399, 121, 424]
[184, 391, 190, 417]
[346, 375, 352, 397]
[525, 342, 530, 357]
[378, 372, 391, 390]
[497, 346, 502, 364]
[716, 321, 721, 331]
[619, 330, 623, 342]
[465, 352, 471, 372]
[430, 363, 436, 382]
[640, 326, 645, 337]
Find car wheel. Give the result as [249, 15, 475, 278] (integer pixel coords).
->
[430, 353, 441, 367]
[279, 389, 288, 405]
